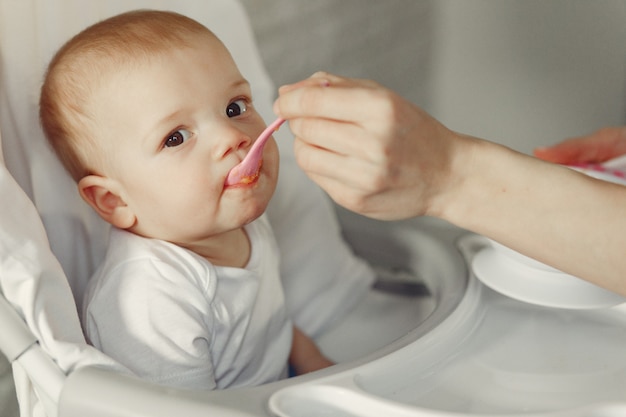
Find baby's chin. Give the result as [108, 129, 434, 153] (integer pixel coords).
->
[221, 175, 276, 225]
[240, 200, 271, 226]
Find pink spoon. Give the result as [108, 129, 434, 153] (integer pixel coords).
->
[225, 117, 285, 186]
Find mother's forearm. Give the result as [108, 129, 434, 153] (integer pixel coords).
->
[436, 135, 626, 297]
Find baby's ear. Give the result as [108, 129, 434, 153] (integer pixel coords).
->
[78, 175, 136, 229]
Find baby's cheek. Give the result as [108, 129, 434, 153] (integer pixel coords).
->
[265, 142, 280, 173]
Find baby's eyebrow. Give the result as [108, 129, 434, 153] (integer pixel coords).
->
[230, 78, 251, 91]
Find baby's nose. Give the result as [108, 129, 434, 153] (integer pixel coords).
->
[215, 127, 252, 159]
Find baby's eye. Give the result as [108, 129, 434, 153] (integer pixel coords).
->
[164, 129, 191, 148]
[226, 99, 248, 118]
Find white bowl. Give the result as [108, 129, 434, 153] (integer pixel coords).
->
[472, 243, 626, 309]
[488, 239, 559, 273]
[470, 164, 626, 309]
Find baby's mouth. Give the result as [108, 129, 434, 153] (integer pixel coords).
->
[224, 118, 284, 186]
[228, 160, 263, 187]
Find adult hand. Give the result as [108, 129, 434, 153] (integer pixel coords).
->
[273, 72, 459, 221]
[534, 126, 626, 164]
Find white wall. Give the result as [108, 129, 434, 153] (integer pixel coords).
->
[242, 0, 626, 153]
[239, 1, 436, 109]
[430, 0, 626, 153]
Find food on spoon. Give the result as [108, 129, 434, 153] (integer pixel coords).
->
[225, 118, 284, 186]
[239, 161, 262, 185]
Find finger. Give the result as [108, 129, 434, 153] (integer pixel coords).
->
[277, 72, 341, 94]
[278, 72, 378, 94]
[302, 166, 401, 220]
[288, 116, 383, 164]
[534, 128, 626, 164]
[274, 79, 384, 123]
[303, 71, 380, 88]
[533, 141, 589, 164]
[304, 172, 372, 213]
[590, 127, 626, 160]
[304, 171, 416, 221]
[293, 137, 382, 192]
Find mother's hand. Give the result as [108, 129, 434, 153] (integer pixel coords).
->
[534, 126, 626, 164]
[273, 72, 458, 220]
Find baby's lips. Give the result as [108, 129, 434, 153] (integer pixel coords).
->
[225, 159, 263, 187]
[225, 118, 282, 186]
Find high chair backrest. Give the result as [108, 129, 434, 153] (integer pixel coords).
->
[0, 2, 374, 416]
[1, 0, 281, 312]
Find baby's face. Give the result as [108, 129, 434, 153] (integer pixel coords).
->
[87, 35, 278, 246]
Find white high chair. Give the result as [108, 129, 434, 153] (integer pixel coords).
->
[0, 1, 446, 416]
[8, 3, 626, 416]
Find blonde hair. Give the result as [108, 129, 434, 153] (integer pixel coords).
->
[40, 10, 216, 181]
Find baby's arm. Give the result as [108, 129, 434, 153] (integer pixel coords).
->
[289, 326, 333, 375]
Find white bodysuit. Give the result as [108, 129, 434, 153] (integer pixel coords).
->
[82, 215, 292, 390]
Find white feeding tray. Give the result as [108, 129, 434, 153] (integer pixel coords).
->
[473, 162, 626, 309]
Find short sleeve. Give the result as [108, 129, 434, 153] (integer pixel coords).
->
[83, 258, 217, 390]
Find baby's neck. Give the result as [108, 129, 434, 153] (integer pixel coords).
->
[185, 227, 251, 268]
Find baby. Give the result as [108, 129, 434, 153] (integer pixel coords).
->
[40, 9, 331, 390]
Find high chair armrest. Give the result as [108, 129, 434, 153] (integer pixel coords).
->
[0, 292, 66, 411]
[0, 292, 37, 361]
[59, 366, 261, 417]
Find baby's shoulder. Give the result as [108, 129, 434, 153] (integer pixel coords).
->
[94, 229, 218, 297]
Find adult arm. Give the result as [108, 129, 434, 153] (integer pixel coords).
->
[274, 72, 626, 297]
